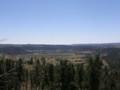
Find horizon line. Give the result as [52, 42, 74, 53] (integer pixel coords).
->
[1, 42, 120, 45]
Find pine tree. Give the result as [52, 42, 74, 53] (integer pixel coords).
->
[88, 55, 103, 90]
[56, 60, 76, 90]
[46, 64, 55, 90]
[76, 64, 84, 90]
[31, 59, 41, 90]
[16, 58, 25, 89]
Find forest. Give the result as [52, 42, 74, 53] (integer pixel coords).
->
[0, 55, 120, 90]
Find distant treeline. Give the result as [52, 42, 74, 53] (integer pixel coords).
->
[0, 55, 120, 90]
[0, 47, 27, 55]
[0, 44, 99, 55]
[0, 44, 100, 51]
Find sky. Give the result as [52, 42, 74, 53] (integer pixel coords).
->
[0, 0, 120, 44]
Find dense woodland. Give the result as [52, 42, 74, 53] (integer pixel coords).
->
[0, 55, 120, 90]
[101, 48, 120, 71]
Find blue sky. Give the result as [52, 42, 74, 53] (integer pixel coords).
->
[0, 0, 120, 44]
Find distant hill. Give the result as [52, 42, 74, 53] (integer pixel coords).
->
[0, 46, 27, 55]
[72, 43, 120, 47]
[0, 43, 120, 55]
[0, 44, 99, 52]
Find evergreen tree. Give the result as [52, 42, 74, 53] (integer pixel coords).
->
[88, 55, 103, 90]
[46, 64, 55, 90]
[16, 58, 25, 89]
[56, 60, 76, 90]
[76, 64, 84, 90]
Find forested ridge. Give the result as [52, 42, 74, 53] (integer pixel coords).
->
[0, 55, 120, 90]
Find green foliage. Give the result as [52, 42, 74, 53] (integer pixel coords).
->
[88, 55, 103, 90]
[0, 55, 120, 90]
[76, 64, 85, 90]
